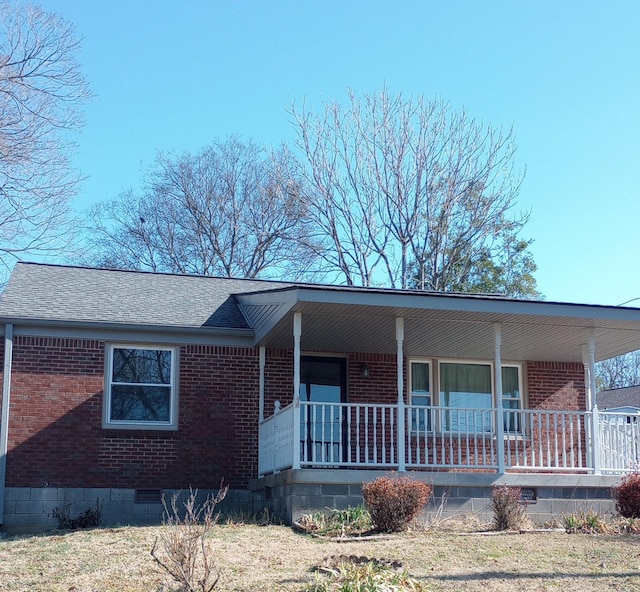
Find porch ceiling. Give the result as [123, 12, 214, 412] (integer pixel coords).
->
[237, 287, 640, 362]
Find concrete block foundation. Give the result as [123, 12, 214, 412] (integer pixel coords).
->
[2, 471, 624, 532]
[1, 487, 251, 533]
[249, 469, 622, 526]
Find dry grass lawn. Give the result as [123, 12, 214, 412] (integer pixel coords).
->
[1, 523, 640, 591]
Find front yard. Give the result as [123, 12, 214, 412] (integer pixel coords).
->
[1, 522, 640, 591]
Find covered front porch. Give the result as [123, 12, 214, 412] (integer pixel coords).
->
[237, 287, 640, 481]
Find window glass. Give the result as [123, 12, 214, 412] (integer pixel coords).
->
[112, 348, 171, 384]
[410, 361, 431, 431]
[411, 362, 431, 405]
[502, 365, 522, 432]
[107, 346, 175, 426]
[440, 362, 492, 432]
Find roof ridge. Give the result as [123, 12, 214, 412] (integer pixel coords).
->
[13, 261, 295, 286]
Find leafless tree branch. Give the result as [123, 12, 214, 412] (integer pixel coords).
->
[87, 137, 318, 280]
[0, 1, 91, 276]
[291, 87, 536, 295]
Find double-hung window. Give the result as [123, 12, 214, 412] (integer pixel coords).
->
[439, 362, 493, 432]
[502, 365, 523, 434]
[410, 361, 432, 432]
[104, 345, 178, 430]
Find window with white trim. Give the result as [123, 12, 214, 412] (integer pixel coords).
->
[439, 361, 493, 432]
[104, 345, 178, 429]
[410, 361, 432, 431]
[435, 361, 524, 433]
[502, 365, 523, 433]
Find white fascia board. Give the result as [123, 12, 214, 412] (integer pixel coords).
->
[292, 287, 640, 323]
[236, 287, 300, 306]
[9, 320, 255, 347]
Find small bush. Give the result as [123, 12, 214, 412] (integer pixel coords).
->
[614, 516, 640, 534]
[362, 476, 431, 533]
[151, 485, 228, 592]
[305, 560, 428, 592]
[297, 505, 373, 537]
[613, 472, 640, 518]
[561, 510, 607, 534]
[491, 485, 527, 531]
[52, 498, 102, 530]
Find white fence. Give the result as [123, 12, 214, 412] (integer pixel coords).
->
[300, 402, 398, 467]
[258, 401, 640, 476]
[598, 411, 640, 473]
[258, 402, 295, 476]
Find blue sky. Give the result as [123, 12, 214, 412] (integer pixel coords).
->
[38, 0, 640, 306]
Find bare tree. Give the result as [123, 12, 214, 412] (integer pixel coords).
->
[88, 138, 315, 279]
[291, 88, 538, 295]
[596, 351, 640, 391]
[0, 1, 91, 274]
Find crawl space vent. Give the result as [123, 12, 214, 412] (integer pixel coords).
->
[135, 489, 162, 504]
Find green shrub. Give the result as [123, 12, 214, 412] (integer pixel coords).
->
[362, 476, 431, 533]
[491, 485, 528, 531]
[297, 505, 373, 537]
[561, 510, 607, 534]
[613, 472, 640, 518]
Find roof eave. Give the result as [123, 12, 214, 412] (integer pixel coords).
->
[0, 317, 255, 338]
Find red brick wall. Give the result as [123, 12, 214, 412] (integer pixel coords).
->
[7, 337, 104, 487]
[263, 348, 293, 414]
[348, 353, 399, 404]
[3, 335, 587, 490]
[526, 361, 585, 410]
[6, 338, 262, 489]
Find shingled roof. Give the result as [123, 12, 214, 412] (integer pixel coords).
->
[0, 262, 294, 330]
[597, 385, 640, 410]
[4, 262, 640, 361]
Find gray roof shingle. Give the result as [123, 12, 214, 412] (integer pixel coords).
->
[597, 385, 640, 410]
[0, 262, 294, 329]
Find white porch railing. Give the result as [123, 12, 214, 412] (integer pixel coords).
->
[406, 406, 498, 469]
[258, 401, 295, 476]
[258, 401, 640, 476]
[300, 401, 398, 468]
[598, 411, 640, 473]
[501, 409, 588, 471]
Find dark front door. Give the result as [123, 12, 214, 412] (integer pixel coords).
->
[300, 356, 347, 463]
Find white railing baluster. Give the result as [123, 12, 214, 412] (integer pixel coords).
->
[372, 407, 378, 463]
[382, 407, 387, 464]
[391, 406, 396, 464]
[553, 414, 559, 468]
[461, 411, 467, 466]
[356, 406, 361, 463]
[346, 405, 352, 463]
[259, 401, 638, 474]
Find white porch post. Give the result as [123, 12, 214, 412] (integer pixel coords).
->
[0, 324, 14, 527]
[587, 330, 601, 474]
[258, 346, 266, 421]
[494, 323, 505, 473]
[292, 313, 302, 470]
[396, 317, 406, 471]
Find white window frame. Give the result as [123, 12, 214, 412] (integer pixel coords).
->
[409, 359, 524, 434]
[501, 363, 524, 435]
[103, 343, 179, 430]
[408, 359, 433, 433]
[438, 359, 495, 433]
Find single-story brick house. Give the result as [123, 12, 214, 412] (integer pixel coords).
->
[1, 262, 640, 531]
